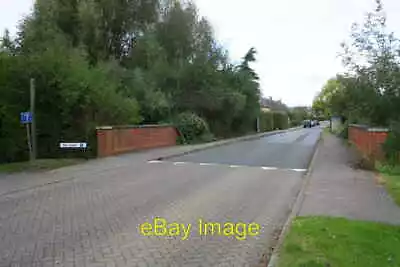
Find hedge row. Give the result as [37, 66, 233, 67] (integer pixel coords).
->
[260, 111, 289, 132]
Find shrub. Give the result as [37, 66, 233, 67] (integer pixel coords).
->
[383, 121, 400, 165]
[272, 111, 289, 130]
[260, 111, 274, 132]
[174, 112, 210, 143]
[338, 122, 349, 139]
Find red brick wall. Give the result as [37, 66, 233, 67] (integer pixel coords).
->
[96, 125, 178, 157]
[348, 125, 389, 161]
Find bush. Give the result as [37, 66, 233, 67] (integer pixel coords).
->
[272, 111, 289, 130]
[383, 121, 400, 165]
[338, 122, 349, 139]
[260, 111, 274, 132]
[288, 118, 300, 127]
[174, 112, 210, 143]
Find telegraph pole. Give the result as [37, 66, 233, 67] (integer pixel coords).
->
[257, 96, 262, 133]
[30, 78, 37, 160]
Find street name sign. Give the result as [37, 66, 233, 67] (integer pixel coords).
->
[59, 142, 87, 149]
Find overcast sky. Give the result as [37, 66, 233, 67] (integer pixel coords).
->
[2, 0, 400, 106]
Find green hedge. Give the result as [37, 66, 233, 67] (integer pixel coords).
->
[273, 111, 289, 130]
[383, 121, 400, 165]
[260, 112, 274, 132]
[260, 111, 289, 132]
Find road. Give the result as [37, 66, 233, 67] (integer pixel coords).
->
[0, 127, 321, 267]
[170, 128, 319, 170]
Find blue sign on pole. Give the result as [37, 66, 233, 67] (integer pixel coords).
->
[20, 112, 32, 124]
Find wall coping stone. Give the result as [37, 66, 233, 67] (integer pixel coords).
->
[367, 127, 390, 132]
[349, 124, 389, 132]
[96, 124, 174, 130]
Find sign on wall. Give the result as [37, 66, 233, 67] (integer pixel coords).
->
[59, 143, 87, 149]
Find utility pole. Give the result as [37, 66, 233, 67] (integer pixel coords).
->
[257, 96, 262, 133]
[30, 78, 37, 161]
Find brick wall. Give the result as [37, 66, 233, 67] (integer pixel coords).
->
[348, 124, 389, 161]
[96, 125, 178, 157]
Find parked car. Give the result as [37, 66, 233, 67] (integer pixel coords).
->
[303, 120, 311, 128]
[304, 119, 320, 128]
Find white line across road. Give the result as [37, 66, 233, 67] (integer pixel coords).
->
[147, 160, 307, 173]
[261, 167, 278, 171]
[292, 169, 308, 172]
[199, 163, 216, 166]
[147, 160, 163, 164]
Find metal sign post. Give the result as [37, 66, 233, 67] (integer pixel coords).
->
[25, 124, 32, 160]
[20, 111, 33, 161]
[20, 78, 37, 162]
[30, 78, 37, 160]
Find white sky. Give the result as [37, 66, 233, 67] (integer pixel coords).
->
[2, 0, 400, 106]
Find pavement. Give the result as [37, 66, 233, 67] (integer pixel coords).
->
[266, 128, 400, 267]
[299, 132, 400, 224]
[0, 127, 321, 267]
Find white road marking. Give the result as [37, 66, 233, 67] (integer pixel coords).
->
[261, 167, 278, 170]
[149, 160, 308, 173]
[199, 163, 215, 166]
[291, 169, 307, 172]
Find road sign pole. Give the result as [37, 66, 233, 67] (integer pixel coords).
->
[256, 116, 260, 133]
[26, 123, 33, 161]
[30, 78, 37, 160]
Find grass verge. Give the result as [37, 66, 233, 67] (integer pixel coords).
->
[376, 162, 400, 206]
[278, 216, 400, 267]
[0, 158, 86, 173]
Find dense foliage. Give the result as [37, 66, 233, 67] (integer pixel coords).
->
[259, 112, 274, 132]
[288, 106, 311, 127]
[272, 112, 289, 130]
[312, 0, 400, 160]
[0, 0, 262, 162]
[259, 111, 290, 132]
[313, 0, 400, 126]
[174, 112, 211, 143]
[260, 97, 308, 129]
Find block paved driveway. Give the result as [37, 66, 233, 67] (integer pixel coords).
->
[0, 128, 321, 267]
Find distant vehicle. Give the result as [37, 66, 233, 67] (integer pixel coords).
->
[303, 119, 319, 128]
[303, 120, 311, 128]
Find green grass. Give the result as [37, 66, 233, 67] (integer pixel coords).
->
[278, 216, 400, 267]
[0, 158, 86, 173]
[376, 163, 400, 206]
